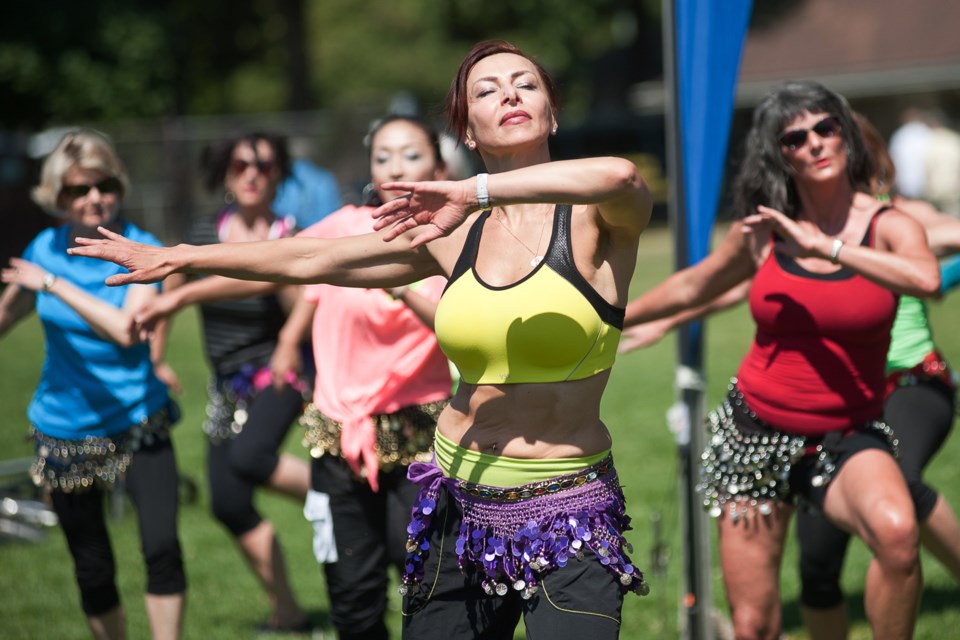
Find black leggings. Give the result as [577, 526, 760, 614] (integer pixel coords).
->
[312, 455, 419, 640]
[51, 437, 186, 616]
[797, 379, 956, 608]
[208, 383, 304, 536]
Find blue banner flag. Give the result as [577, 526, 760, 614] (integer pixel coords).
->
[676, 0, 753, 265]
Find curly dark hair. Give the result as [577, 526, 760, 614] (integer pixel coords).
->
[731, 81, 875, 219]
[200, 131, 292, 192]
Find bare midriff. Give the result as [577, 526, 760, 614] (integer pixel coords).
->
[436, 370, 613, 459]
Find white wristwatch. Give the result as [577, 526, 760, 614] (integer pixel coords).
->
[476, 172, 490, 210]
[829, 238, 844, 264]
[42, 273, 58, 291]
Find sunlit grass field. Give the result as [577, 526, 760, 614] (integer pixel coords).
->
[1, 223, 957, 639]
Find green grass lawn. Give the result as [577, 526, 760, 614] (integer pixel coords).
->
[1, 223, 958, 639]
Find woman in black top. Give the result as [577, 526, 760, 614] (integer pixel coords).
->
[136, 133, 313, 633]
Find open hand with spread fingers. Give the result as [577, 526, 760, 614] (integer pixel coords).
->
[372, 179, 474, 245]
[69, 226, 175, 285]
[742, 204, 830, 259]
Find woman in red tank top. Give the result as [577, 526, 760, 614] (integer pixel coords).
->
[625, 81, 941, 639]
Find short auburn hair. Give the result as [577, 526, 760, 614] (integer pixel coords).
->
[444, 40, 560, 143]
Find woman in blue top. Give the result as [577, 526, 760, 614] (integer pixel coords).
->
[0, 130, 186, 639]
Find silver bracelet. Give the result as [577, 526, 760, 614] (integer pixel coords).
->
[829, 238, 844, 264]
[476, 172, 489, 210]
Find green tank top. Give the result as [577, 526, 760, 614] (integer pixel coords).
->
[886, 295, 935, 372]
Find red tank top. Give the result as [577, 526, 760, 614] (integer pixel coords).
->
[736, 210, 897, 436]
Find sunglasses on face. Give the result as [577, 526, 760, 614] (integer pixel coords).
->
[229, 158, 276, 176]
[60, 177, 123, 199]
[778, 116, 842, 151]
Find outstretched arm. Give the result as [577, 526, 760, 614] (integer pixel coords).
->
[373, 157, 653, 245]
[134, 274, 284, 336]
[624, 221, 759, 327]
[894, 196, 960, 256]
[69, 225, 442, 288]
[619, 279, 752, 353]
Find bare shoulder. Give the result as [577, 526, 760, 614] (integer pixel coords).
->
[874, 205, 926, 248]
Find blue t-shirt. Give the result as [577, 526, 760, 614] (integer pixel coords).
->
[272, 159, 342, 229]
[23, 221, 170, 439]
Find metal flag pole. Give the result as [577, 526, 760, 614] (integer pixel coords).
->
[661, 0, 715, 637]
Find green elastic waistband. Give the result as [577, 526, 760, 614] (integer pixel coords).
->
[434, 431, 610, 488]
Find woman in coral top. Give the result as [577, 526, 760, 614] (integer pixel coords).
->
[272, 114, 454, 640]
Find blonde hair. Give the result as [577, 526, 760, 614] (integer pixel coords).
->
[32, 129, 130, 216]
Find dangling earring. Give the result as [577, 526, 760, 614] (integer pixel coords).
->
[224, 191, 236, 205]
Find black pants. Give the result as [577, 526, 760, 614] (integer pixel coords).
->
[400, 488, 625, 640]
[51, 437, 186, 616]
[208, 383, 304, 536]
[311, 455, 419, 640]
[797, 379, 955, 608]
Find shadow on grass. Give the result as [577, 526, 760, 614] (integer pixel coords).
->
[782, 584, 960, 631]
[252, 608, 332, 638]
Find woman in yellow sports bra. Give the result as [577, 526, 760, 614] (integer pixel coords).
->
[70, 40, 654, 639]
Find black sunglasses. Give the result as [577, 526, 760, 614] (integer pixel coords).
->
[60, 177, 123, 199]
[778, 116, 842, 151]
[229, 158, 276, 176]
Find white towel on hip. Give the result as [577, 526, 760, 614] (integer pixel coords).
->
[303, 489, 338, 563]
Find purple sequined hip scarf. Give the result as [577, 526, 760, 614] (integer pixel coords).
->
[399, 454, 649, 600]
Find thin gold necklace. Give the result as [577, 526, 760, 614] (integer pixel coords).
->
[495, 207, 550, 267]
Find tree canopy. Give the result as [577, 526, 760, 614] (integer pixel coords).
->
[2, 0, 666, 128]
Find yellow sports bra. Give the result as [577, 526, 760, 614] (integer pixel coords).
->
[434, 205, 624, 385]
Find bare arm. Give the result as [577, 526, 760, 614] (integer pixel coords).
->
[894, 196, 960, 256]
[745, 205, 940, 296]
[619, 279, 751, 353]
[0, 281, 36, 336]
[3, 257, 155, 347]
[387, 286, 438, 330]
[483, 158, 652, 235]
[624, 222, 759, 326]
[69, 225, 443, 288]
[134, 273, 285, 334]
[269, 293, 316, 389]
[148, 273, 185, 393]
[373, 157, 653, 245]
[926, 225, 960, 257]
[162, 273, 281, 306]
